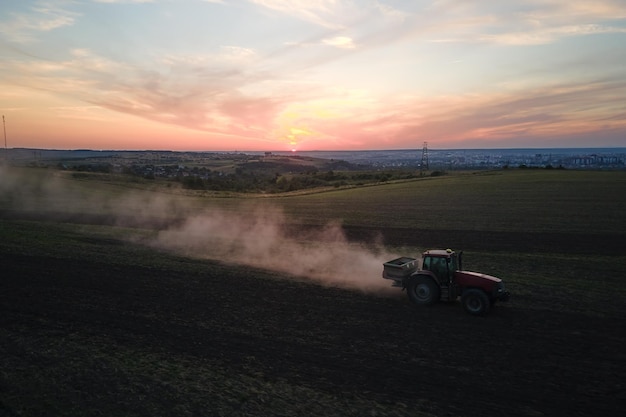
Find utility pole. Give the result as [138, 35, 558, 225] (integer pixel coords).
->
[420, 141, 429, 175]
[2, 115, 7, 164]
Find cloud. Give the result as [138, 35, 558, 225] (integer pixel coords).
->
[1, 0, 624, 150]
[260, 76, 626, 149]
[93, 0, 154, 3]
[5, 30, 624, 149]
[477, 24, 626, 46]
[386, 78, 626, 147]
[422, 0, 626, 46]
[527, 0, 626, 20]
[322, 36, 356, 49]
[218, 46, 257, 62]
[0, 41, 284, 140]
[250, 0, 347, 29]
[0, 2, 77, 43]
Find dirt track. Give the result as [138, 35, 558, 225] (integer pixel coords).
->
[1, 225, 624, 417]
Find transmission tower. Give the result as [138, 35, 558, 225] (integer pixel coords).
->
[2, 115, 7, 164]
[420, 141, 429, 175]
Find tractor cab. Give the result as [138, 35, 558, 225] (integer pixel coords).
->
[421, 249, 461, 285]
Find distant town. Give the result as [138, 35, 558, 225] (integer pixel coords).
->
[326, 147, 626, 170]
[3, 147, 625, 171]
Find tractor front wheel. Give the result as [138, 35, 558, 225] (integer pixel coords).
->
[407, 277, 439, 306]
[461, 289, 491, 316]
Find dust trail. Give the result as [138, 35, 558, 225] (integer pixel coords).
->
[1, 166, 403, 293]
[154, 205, 401, 293]
[0, 166, 192, 226]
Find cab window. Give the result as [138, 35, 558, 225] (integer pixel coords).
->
[449, 255, 458, 272]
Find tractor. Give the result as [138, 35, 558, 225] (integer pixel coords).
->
[383, 249, 509, 315]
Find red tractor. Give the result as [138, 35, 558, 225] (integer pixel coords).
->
[383, 249, 510, 315]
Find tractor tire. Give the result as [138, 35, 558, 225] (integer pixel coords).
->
[407, 276, 440, 306]
[461, 289, 491, 316]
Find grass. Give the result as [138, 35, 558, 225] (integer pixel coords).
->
[3, 328, 416, 417]
[5, 167, 625, 234]
[465, 250, 626, 317]
[275, 169, 626, 234]
[0, 220, 156, 266]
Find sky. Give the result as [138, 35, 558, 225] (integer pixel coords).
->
[1, 0, 625, 151]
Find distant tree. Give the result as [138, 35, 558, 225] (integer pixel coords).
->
[322, 170, 335, 181]
[182, 176, 204, 190]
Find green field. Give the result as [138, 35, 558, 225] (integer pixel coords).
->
[4, 167, 624, 231]
[275, 169, 626, 233]
[1, 166, 625, 416]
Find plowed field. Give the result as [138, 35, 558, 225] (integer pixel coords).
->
[1, 222, 624, 417]
[2, 168, 625, 416]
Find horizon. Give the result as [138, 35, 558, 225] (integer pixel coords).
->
[5, 146, 626, 154]
[1, 1, 625, 151]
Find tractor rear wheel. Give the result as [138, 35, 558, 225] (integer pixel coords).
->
[407, 277, 439, 306]
[461, 289, 491, 316]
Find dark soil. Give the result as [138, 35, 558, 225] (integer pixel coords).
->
[334, 225, 626, 255]
[4, 208, 623, 255]
[1, 231, 624, 416]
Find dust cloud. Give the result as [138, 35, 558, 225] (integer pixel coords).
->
[0, 166, 192, 226]
[1, 166, 402, 294]
[155, 205, 400, 293]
